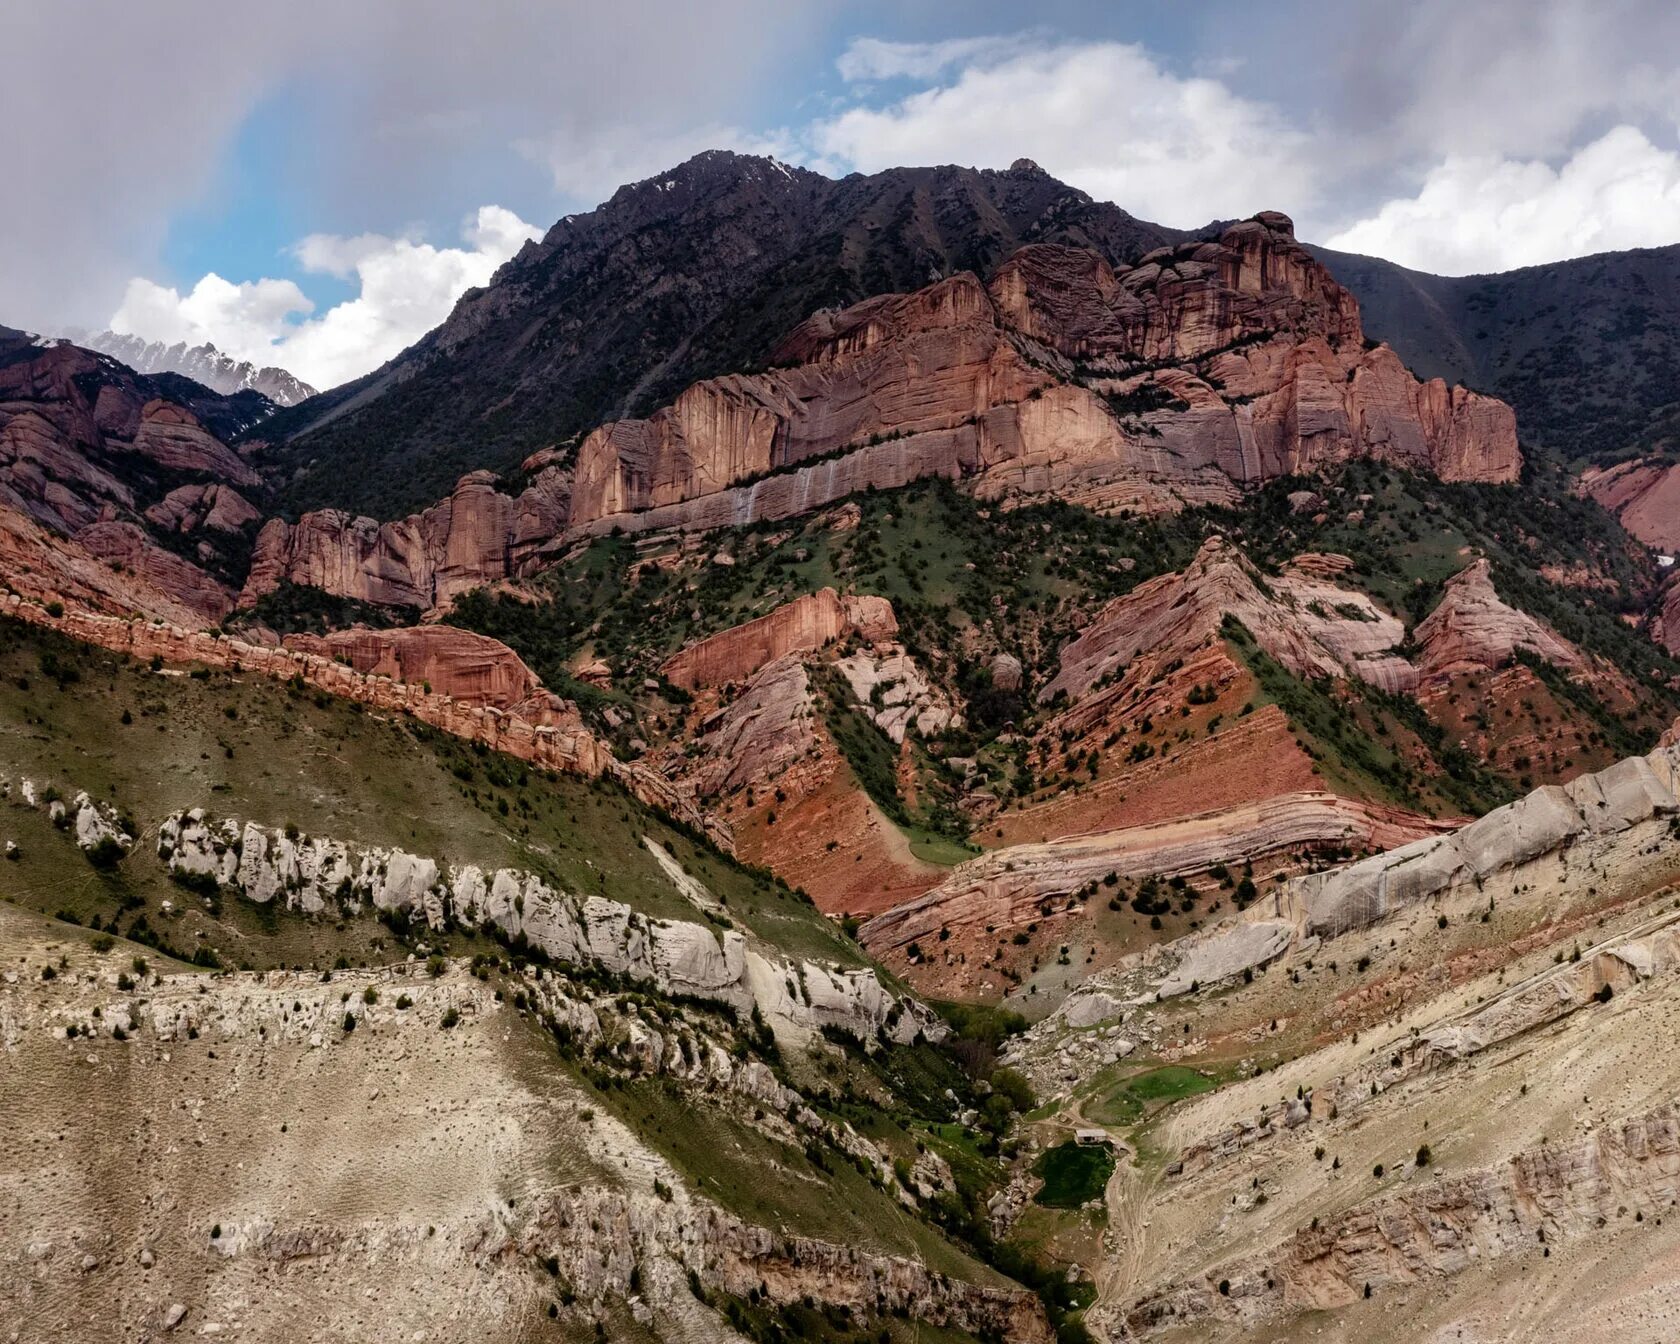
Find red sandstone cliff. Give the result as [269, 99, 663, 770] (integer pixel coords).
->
[240, 463, 571, 612]
[0, 334, 261, 622]
[217, 215, 1521, 616]
[564, 213, 1520, 541]
[662, 588, 898, 690]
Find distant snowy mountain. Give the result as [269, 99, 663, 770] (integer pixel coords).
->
[72, 330, 316, 406]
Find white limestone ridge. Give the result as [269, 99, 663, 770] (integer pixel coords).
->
[157, 808, 939, 1044]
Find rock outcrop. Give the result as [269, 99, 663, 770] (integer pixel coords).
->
[1413, 557, 1583, 679]
[563, 213, 1519, 542]
[858, 791, 1449, 961]
[0, 504, 218, 627]
[1128, 1099, 1680, 1338]
[1038, 537, 1416, 708]
[1144, 743, 1680, 996]
[143, 482, 261, 535]
[158, 808, 936, 1046]
[661, 587, 896, 690]
[1, 899, 1045, 1344]
[1580, 456, 1680, 553]
[282, 624, 550, 710]
[0, 336, 265, 620]
[835, 643, 959, 743]
[239, 464, 572, 613]
[690, 655, 818, 796]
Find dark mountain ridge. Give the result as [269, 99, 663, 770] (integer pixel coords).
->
[254, 152, 1204, 518]
[1312, 241, 1680, 465]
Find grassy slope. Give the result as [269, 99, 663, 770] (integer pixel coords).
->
[0, 615, 860, 970]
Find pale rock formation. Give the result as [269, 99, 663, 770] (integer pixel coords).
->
[691, 655, 817, 796]
[662, 588, 897, 690]
[70, 792, 131, 857]
[4, 922, 1043, 1342]
[859, 791, 1449, 960]
[157, 809, 938, 1045]
[1144, 744, 1680, 996]
[989, 651, 1024, 692]
[836, 643, 959, 743]
[1128, 1100, 1680, 1338]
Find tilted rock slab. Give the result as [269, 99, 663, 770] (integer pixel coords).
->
[859, 791, 1449, 960]
[157, 808, 937, 1046]
[0, 593, 724, 846]
[1149, 744, 1680, 997]
[1122, 1100, 1680, 1339]
[662, 586, 896, 690]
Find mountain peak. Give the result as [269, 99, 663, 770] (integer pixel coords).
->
[73, 329, 316, 407]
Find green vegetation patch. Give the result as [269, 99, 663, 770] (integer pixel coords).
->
[1032, 1140, 1115, 1208]
[1083, 1065, 1216, 1129]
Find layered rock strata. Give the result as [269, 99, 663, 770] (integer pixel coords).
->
[858, 792, 1450, 961]
[1147, 743, 1680, 997]
[1125, 1100, 1680, 1338]
[0, 334, 265, 620]
[661, 587, 896, 690]
[567, 213, 1518, 541]
[158, 808, 936, 1045]
[239, 464, 572, 612]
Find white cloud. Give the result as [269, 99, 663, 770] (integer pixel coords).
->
[111, 205, 541, 391]
[806, 36, 1317, 228]
[1326, 126, 1680, 274]
[834, 36, 1028, 83]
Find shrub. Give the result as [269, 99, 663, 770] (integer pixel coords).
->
[439, 1007, 461, 1030]
[84, 837, 125, 868]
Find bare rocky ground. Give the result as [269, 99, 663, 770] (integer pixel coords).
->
[0, 895, 1038, 1344]
[994, 748, 1680, 1340]
[1, 901, 615, 1342]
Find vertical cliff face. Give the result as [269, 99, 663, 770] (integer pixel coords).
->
[661, 588, 897, 690]
[562, 212, 1520, 540]
[989, 212, 1363, 363]
[239, 463, 571, 612]
[213, 213, 1522, 616]
[567, 273, 1040, 529]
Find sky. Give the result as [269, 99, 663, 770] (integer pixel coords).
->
[8, 0, 1680, 391]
